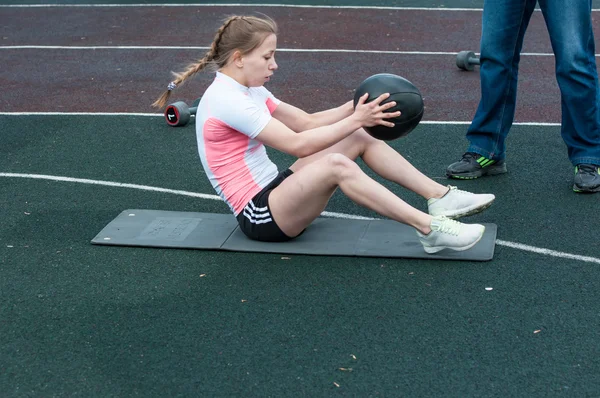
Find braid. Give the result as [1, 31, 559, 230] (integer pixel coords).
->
[212, 16, 242, 59]
[152, 14, 276, 110]
[151, 54, 207, 109]
[151, 16, 242, 109]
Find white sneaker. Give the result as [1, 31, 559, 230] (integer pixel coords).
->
[428, 185, 495, 219]
[417, 216, 485, 254]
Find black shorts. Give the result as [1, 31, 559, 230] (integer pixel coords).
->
[236, 169, 294, 242]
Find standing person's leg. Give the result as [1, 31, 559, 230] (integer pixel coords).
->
[447, 0, 538, 178]
[290, 129, 495, 218]
[268, 153, 486, 253]
[540, 0, 600, 192]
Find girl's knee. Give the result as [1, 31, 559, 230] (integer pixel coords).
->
[326, 152, 352, 165]
[325, 153, 359, 179]
[353, 128, 379, 147]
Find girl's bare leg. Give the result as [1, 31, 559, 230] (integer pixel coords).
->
[290, 129, 449, 200]
[269, 153, 433, 238]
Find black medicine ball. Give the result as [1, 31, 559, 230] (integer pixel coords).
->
[353, 73, 424, 141]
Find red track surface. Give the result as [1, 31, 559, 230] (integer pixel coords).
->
[0, 6, 582, 122]
[0, 7, 566, 51]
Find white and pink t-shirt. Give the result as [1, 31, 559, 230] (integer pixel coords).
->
[196, 72, 281, 216]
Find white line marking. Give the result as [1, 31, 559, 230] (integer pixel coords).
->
[4, 3, 600, 12]
[4, 4, 600, 13]
[0, 46, 577, 57]
[0, 4, 486, 10]
[0, 113, 561, 126]
[1, 172, 598, 264]
[495, 240, 600, 265]
[0, 112, 160, 117]
[1, 46, 462, 54]
[420, 121, 561, 126]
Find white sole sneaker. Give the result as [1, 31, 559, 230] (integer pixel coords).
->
[417, 216, 486, 254]
[428, 186, 495, 219]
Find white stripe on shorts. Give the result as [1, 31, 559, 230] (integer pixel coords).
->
[243, 200, 273, 224]
[244, 205, 271, 219]
[248, 199, 268, 212]
[243, 210, 273, 224]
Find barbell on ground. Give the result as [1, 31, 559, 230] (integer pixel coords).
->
[164, 97, 201, 127]
[456, 51, 480, 71]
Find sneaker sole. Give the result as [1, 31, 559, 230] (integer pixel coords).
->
[573, 184, 600, 193]
[432, 198, 495, 219]
[447, 164, 507, 179]
[423, 227, 486, 254]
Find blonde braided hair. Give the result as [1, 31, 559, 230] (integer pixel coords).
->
[152, 15, 278, 109]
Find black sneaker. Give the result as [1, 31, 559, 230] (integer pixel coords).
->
[446, 152, 507, 179]
[573, 164, 600, 193]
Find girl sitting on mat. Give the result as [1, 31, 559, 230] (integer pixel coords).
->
[153, 14, 495, 254]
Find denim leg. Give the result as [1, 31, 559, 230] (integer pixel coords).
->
[466, 0, 537, 160]
[539, 0, 600, 166]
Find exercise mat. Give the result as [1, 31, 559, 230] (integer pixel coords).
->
[91, 209, 497, 261]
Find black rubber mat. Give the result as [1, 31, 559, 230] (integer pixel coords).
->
[91, 209, 497, 261]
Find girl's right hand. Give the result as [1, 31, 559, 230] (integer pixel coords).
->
[353, 92, 401, 128]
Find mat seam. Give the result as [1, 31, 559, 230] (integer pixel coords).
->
[354, 220, 372, 256]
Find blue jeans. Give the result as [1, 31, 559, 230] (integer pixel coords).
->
[467, 0, 600, 166]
